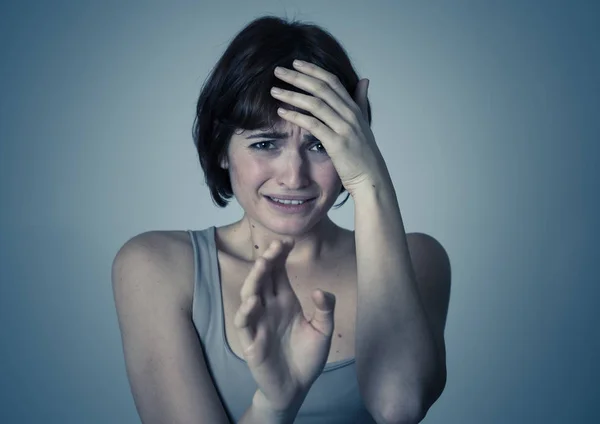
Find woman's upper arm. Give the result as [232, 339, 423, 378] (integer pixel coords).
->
[408, 232, 451, 395]
[111, 232, 231, 424]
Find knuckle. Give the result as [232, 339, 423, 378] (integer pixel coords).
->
[316, 80, 329, 94]
[311, 97, 324, 110]
[328, 74, 341, 89]
[308, 117, 321, 130]
[338, 123, 353, 138]
[255, 257, 267, 269]
[348, 110, 361, 126]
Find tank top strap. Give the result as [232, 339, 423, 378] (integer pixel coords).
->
[186, 226, 221, 344]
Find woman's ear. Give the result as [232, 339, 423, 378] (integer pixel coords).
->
[219, 156, 229, 169]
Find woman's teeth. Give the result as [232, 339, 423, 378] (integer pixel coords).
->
[269, 197, 307, 205]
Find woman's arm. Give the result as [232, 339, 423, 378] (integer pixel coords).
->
[261, 59, 450, 423]
[352, 176, 451, 424]
[112, 232, 299, 424]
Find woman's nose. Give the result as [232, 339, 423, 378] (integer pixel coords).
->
[275, 151, 311, 189]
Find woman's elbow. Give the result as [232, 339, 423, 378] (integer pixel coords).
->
[378, 375, 447, 424]
[376, 396, 427, 424]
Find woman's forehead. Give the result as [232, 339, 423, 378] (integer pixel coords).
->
[240, 121, 312, 137]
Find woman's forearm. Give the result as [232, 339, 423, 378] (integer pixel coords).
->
[352, 175, 439, 423]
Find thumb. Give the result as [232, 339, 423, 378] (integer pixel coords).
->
[308, 289, 336, 337]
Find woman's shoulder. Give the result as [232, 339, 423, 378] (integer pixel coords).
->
[112, 230, 196, 308]
[116, 230, 194, 263]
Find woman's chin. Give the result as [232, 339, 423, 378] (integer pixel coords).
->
[259, 216, 322, 237]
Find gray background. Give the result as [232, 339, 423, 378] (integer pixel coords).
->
[1, 1, 598, 423]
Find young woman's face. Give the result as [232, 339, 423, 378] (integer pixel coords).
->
[223, 121, 343, 235]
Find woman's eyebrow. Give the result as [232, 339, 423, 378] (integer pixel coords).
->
[246, 131, 319, 142]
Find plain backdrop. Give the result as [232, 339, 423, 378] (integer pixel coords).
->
[1, 1, 598, 423]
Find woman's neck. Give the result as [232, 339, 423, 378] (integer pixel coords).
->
[228, 215, 343, 267]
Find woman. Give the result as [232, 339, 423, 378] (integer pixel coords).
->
[112, 15, 451, 424]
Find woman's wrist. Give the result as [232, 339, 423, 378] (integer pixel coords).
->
[238, 389, 306, 424]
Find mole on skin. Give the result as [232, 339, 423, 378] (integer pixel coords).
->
[254, 245, 259, 249]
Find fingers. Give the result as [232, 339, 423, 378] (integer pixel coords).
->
[240, 240, 294, 300]
[285, 61, 360, 122]
[243, 325, 268, 367]
[262, 239, 293, 267]
[234, 295, 269, 366]
[233, 294, 263, 355]
[240, 257, 270, 302]
[241, 241, 278, 300]
[237, 239, 290, 348]
[260, 240, 285, 295]
[267, 240, 295, 296]
[308, 289, 336, 337]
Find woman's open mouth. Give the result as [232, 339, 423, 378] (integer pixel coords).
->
[264, 195, 317, 213]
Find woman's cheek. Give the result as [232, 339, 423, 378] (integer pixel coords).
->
[229, 159, 266, 192]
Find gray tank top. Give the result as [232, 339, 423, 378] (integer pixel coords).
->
[187, 227, 376, 423]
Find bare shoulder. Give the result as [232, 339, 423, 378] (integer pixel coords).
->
[111, 230, 195, 311]
[406, 233, 451, 277]
[111, 230, 231, 423]
[405, 232, 451, 301]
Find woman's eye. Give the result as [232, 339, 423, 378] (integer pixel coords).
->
[310, 143, 327, 154]
[250, 141, 327, 155]
[250, 141, 275, 150]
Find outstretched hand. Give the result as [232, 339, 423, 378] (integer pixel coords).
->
[234, 239, 336, 412]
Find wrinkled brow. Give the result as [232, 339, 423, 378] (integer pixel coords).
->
[245, 131, 319, 142]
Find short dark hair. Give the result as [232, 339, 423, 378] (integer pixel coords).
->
[192, 15, 372, 208]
